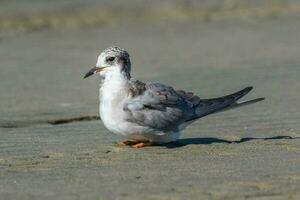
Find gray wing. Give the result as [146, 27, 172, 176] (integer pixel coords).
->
[124, 82, 195, 131]
[186, 86, 264, 121]
[124, 81, 263, 131]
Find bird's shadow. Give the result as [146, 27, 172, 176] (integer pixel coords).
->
[163, 135, 298, 148]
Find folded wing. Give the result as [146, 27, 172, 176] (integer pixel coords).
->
[124, 81, 264, 131]
[124, 81, 193, 131]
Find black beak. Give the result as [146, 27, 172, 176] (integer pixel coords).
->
[83, 66, 107, 79]
[83, 67, 97, 79]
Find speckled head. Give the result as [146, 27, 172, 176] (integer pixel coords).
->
[84, 46, 131, 79]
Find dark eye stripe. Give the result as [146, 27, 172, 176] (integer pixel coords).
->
[106, 57, 115, 62]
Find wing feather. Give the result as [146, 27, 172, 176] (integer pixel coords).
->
[124, 82, 263, 130]
[124, 81, 193, 131]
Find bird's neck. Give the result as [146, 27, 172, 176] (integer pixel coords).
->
[102, 70, 130, 87]
[100, 71, 131, 101]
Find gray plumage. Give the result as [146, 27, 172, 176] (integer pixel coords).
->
[124, 82, 263, 132]
[84, 46, 264, 144]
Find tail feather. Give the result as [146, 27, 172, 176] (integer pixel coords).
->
[213, 97, 265, 114]
[188, 86, 264, 121]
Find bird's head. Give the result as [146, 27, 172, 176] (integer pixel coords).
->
[84, 46, 131, 79]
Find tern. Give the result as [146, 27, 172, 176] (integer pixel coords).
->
[84, 46, 264, 148]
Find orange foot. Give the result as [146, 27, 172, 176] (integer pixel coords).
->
[116, 140, 154, 148]
[132, 142, 154, 148]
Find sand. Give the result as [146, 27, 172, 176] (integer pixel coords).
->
[0, 1, 299, 199]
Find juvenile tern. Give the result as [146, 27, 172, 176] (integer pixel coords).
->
[84, 46, 264, 148]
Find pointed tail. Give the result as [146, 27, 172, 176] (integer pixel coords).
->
[189, 87, 264, 121]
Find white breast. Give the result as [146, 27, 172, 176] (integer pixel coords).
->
[98, 72, 178, 142]
[99, 76, 129, 135]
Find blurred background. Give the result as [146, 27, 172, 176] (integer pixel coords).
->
[0, 1, 300, 199]
[0, 0, 299, 130]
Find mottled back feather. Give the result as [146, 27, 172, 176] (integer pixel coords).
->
[124, 80, 260, 131]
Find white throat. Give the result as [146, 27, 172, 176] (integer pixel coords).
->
[100, 70, 130, 94]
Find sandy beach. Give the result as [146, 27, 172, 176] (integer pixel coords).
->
[0, 1, 299, 199]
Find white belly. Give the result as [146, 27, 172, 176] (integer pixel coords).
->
[98, 76, 181, 143]
[99, 97, 181, 142]
[99, 83, 128, 135]
[98, 79, 148, 136]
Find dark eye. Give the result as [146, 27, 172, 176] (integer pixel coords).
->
[106, 56, 115, 62]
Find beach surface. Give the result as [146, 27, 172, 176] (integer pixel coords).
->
[0, 1, 300, 199]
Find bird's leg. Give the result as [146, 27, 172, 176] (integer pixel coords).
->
[116, 140, 154, 148]
[116, 140, 140, 147]
[132, 141, 154, 148]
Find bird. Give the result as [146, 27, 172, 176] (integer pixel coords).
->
[83, 46, 264, 148]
